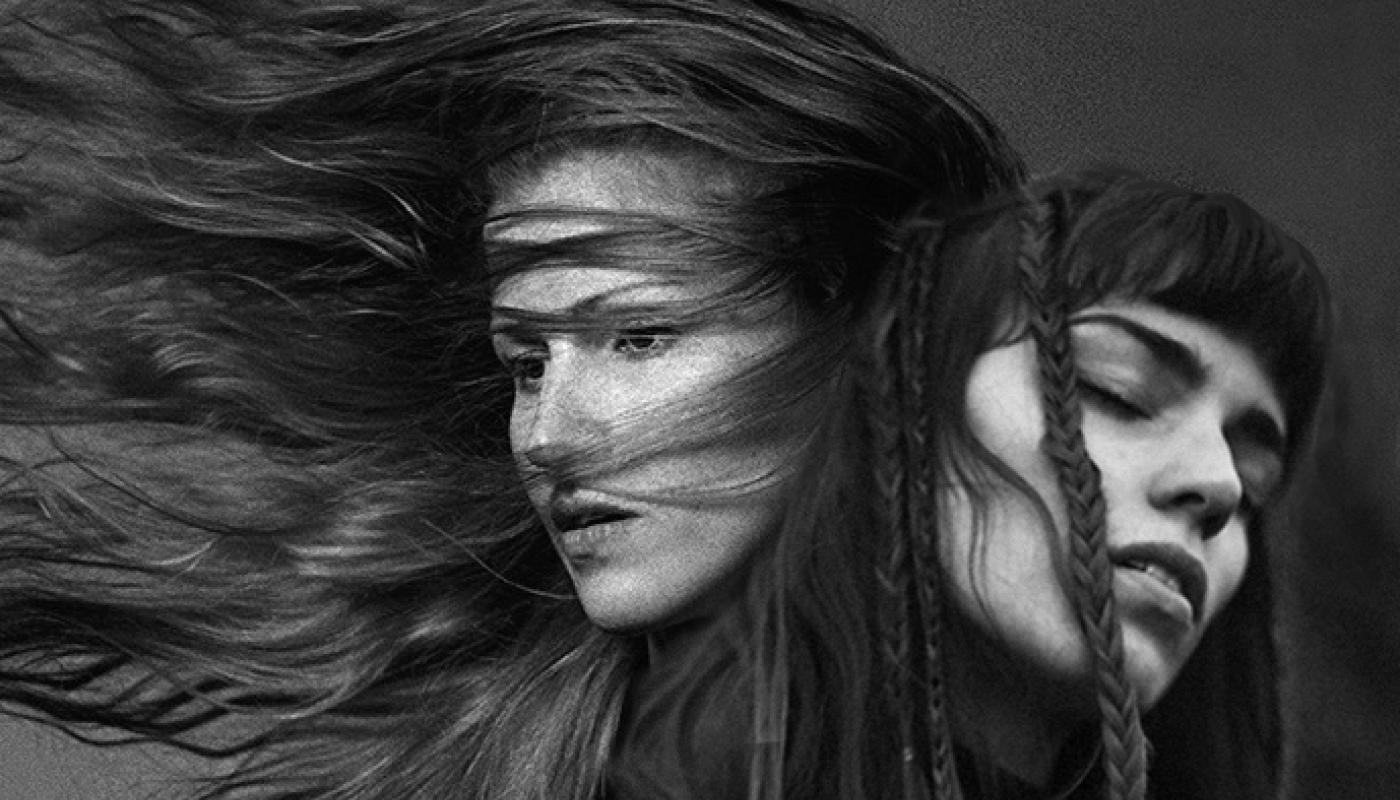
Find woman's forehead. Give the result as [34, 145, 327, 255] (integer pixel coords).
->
[486, 148, 708, 240]
[491, 268, 689, 314]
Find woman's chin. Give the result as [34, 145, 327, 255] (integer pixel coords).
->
[1119, 622, 1193, 710]
[578, 591, 664, 635]
[573, 570, 684, 635]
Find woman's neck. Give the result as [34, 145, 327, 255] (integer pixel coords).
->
[642, 612, 720, 671]
[610, 612, 753, 799]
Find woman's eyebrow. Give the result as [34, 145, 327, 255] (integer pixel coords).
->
[489, 293, 656, 334]
[1071, 313, 1206, 388]
[1073, 312, 1290, 447]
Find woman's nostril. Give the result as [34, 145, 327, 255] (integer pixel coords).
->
[1199, 510, 1231, 541]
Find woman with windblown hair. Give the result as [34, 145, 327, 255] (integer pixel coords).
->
[0, 0, 1021, 798]
[810, 168, 1328, 799]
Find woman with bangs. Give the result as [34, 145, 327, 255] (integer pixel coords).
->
[0, 0, 1329, 798]
[475, 164, 1332, 800]
[787, 167, 1329, 799]
[0, 0, 1021, 798]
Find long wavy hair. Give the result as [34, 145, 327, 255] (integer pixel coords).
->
[0, 1, 1021, 798]
[838, 168, 1329, 799]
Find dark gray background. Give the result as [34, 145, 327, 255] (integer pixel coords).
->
[2, 1, 1396, 797]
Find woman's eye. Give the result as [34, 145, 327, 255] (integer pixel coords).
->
[501, 352, 547, 391]
[612, 327, 680, 358]
[1233, 452, 1283, 522]
[1080, 381, 1149, 420]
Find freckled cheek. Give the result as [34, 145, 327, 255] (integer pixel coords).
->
[505, 403, 554, 508]
[507, 405, 541, 466]
[507, 406, 528, 455]
[614, 353, 737, 414]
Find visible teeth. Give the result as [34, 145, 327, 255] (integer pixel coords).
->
[1124, 559, 1181, 595]
[1144, 564, 1181, 594]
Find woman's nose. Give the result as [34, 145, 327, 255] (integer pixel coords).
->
[516, 365, 609, 472]
[1146, 424, 1244, 541]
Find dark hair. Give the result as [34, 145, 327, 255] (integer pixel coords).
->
[853, 168, 1329, 798]
[0, 1, 1021, 798]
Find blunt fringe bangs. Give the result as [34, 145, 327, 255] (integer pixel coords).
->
[1034, 170, 1330, 459]
[855, 168, 1330, 800]
[941, 169, 1328, 463]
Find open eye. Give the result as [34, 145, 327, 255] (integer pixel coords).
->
[492, 333, 548, 393]
[612, 326, 680, 358]
[506, 352, 547, 391]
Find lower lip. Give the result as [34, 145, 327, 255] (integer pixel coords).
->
[555, 518, 636, 561]
[1113, 565, 1194, 631]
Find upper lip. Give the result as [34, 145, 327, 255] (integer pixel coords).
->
[1108, 541, 1208, 622]
[546, 493, 637, 533]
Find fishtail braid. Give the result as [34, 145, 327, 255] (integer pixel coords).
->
[899, 222, 962, 800]
[1015, 195, 1149, 800]
[870, 218, 965, 799]
[870, 258, 924, 798]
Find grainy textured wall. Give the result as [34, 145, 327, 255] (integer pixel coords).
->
[3, 1, 1396, 797]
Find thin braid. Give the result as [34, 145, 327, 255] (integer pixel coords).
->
[900, 224, 962, 800]
[871, 257, 925, 799]
[1016, 196, 1149, 800]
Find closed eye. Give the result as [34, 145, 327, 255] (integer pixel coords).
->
[1080, 381, 1149, 420]
[1230, 440, 1285, 522]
